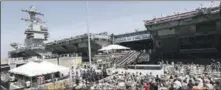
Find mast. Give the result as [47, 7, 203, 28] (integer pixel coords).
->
[86, 1, 92, 66]
[21, 6, 48, 48]
[21, 5, 44, 23]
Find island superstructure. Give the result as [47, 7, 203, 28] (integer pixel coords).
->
[9, 6, 51, 59]
[9, 6, 50, 59]
[8, 6, 111, 62]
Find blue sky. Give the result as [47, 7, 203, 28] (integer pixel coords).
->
[1, 1, 220, 58]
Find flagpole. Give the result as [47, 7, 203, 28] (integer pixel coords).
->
[86, 1, 92, 67]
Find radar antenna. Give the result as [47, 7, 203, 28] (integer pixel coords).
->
[21, 5, 44, 23]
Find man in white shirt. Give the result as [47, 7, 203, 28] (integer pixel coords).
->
[26, 80, 31, 88]
[10, 75, 15, 82]
[173, 80, 182, 89]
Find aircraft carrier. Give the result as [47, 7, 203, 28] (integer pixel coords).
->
[115, 3, 221, 64]
[4, 3, 221, 65]
[1, 3, 221, 90]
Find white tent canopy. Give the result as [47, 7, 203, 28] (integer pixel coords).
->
[9, 61, 69, 77]
[9, 61, 41, 77]
[98, 44, 130, 51]
[40, 61, 69, 75]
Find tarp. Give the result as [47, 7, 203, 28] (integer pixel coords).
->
[9, 61, 44, 77]
[98, 44, 130, 51]
[40, 61, 69, 75]
[40, 61, 69, 72]
[9, 61, 69, 77]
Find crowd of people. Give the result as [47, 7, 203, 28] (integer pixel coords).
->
[69, 66, 108, 89]
[88, 72, 220, 90]
[67, 62, 221, 90]
[2, 60, 221, 90]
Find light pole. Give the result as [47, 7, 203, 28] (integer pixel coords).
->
[86, 1, 92, 67]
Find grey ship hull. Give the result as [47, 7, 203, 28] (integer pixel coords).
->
[114, 6, 221, 64]
[145, 6, 221, 64]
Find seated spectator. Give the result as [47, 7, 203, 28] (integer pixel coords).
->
[144, 83, 150, 90]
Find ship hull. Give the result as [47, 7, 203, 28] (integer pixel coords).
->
[150, 34, 221, 64]
[148, 20, 221, 64]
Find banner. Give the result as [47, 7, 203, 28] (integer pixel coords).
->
[115, 34, 151, 43]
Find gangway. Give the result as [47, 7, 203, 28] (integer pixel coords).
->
[116, 51, 140, 68]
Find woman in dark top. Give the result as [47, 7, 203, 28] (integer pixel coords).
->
[187, 80, 194, 90]
[153, 83, 158, 90]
